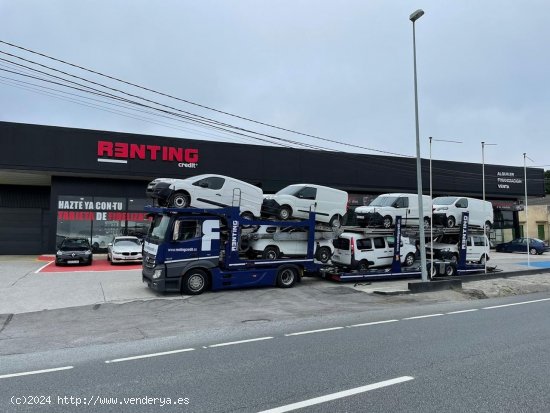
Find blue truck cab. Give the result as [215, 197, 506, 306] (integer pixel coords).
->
[142, 206, 320, 294]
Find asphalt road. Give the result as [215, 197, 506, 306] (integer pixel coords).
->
[1, 292, 549, 412]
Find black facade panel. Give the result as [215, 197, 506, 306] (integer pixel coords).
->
[0, 208, 45, 254]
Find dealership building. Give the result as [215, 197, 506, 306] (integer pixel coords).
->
[0, 121, 544, 255]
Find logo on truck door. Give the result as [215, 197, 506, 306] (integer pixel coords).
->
[202, 220, 220, 251]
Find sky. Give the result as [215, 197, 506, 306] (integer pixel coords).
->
[0, 0, 549, 169]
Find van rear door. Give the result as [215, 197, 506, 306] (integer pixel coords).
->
[331, 237, 352, 265]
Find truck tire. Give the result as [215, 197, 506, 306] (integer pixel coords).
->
[181, 269, 208, 295]
[262, 246, 280, 260]
[276, 266, 298, 288]
[169, 191, 190, 208]
[279, 206, 292, 220]
[315, 246, 332, 263]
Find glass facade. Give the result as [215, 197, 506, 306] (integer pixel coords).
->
[57, 195, 150, 252]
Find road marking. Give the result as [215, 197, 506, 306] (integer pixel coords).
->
[347, 320, 399, 328]
[403, 314, 444, 320]
[482, 297, 550, 310]
[208, 337, 274, 348]
[285, 327, 344, 336]
[34, 261, 53, 273]
[0, 366, 73, 379]
[257, 376, 414, 413]
[105, 348, 195, 363]
[446, 309, 479, 315]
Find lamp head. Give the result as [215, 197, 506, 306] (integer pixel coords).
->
[410, 9, 425, 22]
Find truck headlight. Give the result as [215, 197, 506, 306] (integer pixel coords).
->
[153, 269, 163, 279]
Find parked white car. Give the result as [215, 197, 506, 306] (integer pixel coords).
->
[426, 233, 490, 264]
[355, 193, 432, 229]
[432, 196, 493, 230]
[107, 236, 143, 264]
[146, 174, 263, 218]
[246, 225, 334, 263]
[331, 233, 417, 271]
[262, 184, 348, 228]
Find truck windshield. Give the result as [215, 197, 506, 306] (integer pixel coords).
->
[276, 186, 301, 196]
[148, 215, 171, 241]
[369, 196, 398, 207]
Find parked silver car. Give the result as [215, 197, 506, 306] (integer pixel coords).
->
[107, 236, 143, 264]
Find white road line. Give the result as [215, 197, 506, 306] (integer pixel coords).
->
[446, 309, 479, 315]
[105, 348, 195, 363]
[208, 337, 274, 348]
[0, 366, 73, 379]
[34, 261, 53, 273]
[284, 327, 344, 336]
[257, 376, 414, 413]
[347, 320, 399, 328]
[403, 314, 444, 320]
[483, 297, 550, 310]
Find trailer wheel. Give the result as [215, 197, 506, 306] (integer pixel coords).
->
[446, 216, 456, 228]
[262, 246, 280, 260]
[276, 266, 298, 288]
[315, 246, 332, 263]
[382, 216, 393, 229]
[279, 205, 292, 220]
[181, 269, 208, 295]
[445, 264, 456, 276]
[404, 253, 415, 267]
[169, 191, 190, 208]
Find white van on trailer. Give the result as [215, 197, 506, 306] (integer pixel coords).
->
[432, 196, 493, 230]
[354, 193, 432, 229]
[146, 174, 263, 218]
[262, 184, 348, 228]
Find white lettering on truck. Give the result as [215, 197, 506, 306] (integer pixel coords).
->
[202, 220, 220, 251]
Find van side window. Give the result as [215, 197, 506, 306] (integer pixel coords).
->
[456, 198, 468, 208]
[474, 236, 486, 246]
[193, 177, 225, 190]
[356, 238, 372, 250]
[296, 186, 317, 200]
[395, 197, 409, 208]
[373, 237, 386, 249]
[466, 237, 472, 247]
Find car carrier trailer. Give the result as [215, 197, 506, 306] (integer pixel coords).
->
[142, 206, 322, 294]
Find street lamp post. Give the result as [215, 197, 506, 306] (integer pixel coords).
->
[410, 9, 427, 282]
[429, 137, 462, 276]
[482, 141, 497, 274]
[523, 153, 534, 267]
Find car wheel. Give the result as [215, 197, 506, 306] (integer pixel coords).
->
[181, 269, 209, 295]
[240, 211, 254, 221]
[404, 253, 415, 267]
[276, 265, 298, 288]
[169, 191, 190, 208]
[445, 264, 456, 276]
[329, 214, 342, 229]
[451, 253, 459, 264]
[382, 216, 392, 229]
[315, 246, 332, 263]
[479, 254, 487, 265]
[423, 217, 431, 230]
[529, 247, 538, 255]
[279, 206, 292, 220]
[447, 216, 456, 228]
[262, 246, 280, 260]
[356, 259, 369, 271]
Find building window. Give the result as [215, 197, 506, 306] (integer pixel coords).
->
[57, 196, 150, 251]
[537, 224, 545, 241]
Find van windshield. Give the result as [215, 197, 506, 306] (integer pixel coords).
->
[369, 196, 398, 207]
[434, 197, 457, 205]
[276, 186, 301, 196]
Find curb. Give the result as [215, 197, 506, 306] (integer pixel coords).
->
[408, 279, 462, 293]
[438, 267, 550, 283]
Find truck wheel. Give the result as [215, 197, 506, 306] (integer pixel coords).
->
[181, 269, 208, 295]
[279, 206, 292, 220]
[262, 246, 280, 260]
[446, 216, 456, 228]
[276, 266, 298, 288]
[445, 264, 456, 276]
[382, 216, 392, 229]
[404, 253, 415, 267]
[315, 246, 332, 263]
[329, 215, 342, 229]
[169, 191, 190, 208]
